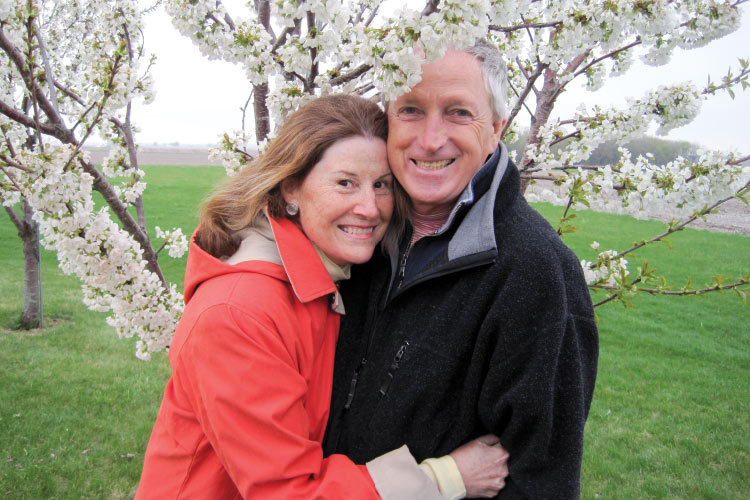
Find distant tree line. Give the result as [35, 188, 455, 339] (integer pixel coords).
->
[508, 133, 699, 167]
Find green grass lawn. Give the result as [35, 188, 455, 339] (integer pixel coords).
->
[1, 166, 748, 499]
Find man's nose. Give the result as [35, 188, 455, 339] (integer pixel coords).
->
[353, 188, 379, 218]
[417, 113, 447, 152]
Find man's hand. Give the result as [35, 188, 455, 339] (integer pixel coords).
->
[449, 434, 509, 498]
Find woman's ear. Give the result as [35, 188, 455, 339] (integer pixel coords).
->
[280, 178, 298, 203]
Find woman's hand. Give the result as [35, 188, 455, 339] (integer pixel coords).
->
[449, 434, 509, 498]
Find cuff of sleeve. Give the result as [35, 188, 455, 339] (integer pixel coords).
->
[366, 445, 443, 500]
[419, 455, 467, 500]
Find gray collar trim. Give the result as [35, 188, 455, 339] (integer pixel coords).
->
[447, 143, 509, 261]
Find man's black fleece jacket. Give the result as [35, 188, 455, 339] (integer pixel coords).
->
[323, 144, 599, 499]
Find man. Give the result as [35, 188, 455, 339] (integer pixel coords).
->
[323, 39, 599, 498]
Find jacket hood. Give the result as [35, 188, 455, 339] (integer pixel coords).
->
[183, 215, 337, 305]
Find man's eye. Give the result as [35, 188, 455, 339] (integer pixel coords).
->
[453, 109, 471, 117]
[399, 106, 421, 116]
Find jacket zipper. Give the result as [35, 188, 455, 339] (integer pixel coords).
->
[344, 357, 366, 410]
[395, 244, 411, 290]
[343, 250, 494, 411]
[379, 341, 409, 396]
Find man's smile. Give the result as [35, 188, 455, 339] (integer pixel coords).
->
[412, 158, 456, 170]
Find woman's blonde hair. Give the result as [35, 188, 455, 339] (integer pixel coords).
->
[197, 94, 408, 258]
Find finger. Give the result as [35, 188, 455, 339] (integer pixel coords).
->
[476, 433, 501, 446]
[495, 446, 510, 459]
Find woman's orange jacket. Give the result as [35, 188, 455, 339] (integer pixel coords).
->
[135, 216, 380, 499]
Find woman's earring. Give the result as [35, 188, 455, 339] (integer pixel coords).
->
[286, 201, 299, 216]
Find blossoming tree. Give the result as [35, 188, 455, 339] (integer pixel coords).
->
[170, 0, 749, 308]
[0, 1, 186, 357]
[3, 0, 748, 359]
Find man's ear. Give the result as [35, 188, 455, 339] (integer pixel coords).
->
[492, 119, 507, 144]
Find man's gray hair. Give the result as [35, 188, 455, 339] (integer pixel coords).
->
[382, 39, 510, 124]
[463, 39, 509, 123]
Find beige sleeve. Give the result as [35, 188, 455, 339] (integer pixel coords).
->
[365, 445, 443, 500]
[419, 455, 467, 500]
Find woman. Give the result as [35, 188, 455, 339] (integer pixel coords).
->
[135, 95, 508, 499]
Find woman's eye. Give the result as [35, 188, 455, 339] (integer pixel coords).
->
[337, 179, 353, 188]
[374, 180, 391, 190]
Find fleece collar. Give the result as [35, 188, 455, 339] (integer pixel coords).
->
[447, 142, 509, 261]
[384, 142, 509, 264]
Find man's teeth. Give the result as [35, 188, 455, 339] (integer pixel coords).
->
[341, 226, 374, 234]
[415, 159, 452, 170]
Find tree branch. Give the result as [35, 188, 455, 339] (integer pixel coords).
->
[0, 153, 34, 173]
[614, 179, 750, 261]
[76, 155, 166, 286]
[592, 279, 749, 307]
[490, 21, 562, 33]
[573, 39, 642, 79]
[0, 100, 60, 137]
[0, 25, 66, 129]
[506, 62, 546, 131]
[329, 63, 372, 86]
[3, 199, 24, 232]
[422, 0, 440, 16]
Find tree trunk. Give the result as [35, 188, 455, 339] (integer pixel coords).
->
[520, 68, 561, 193]
[254, 82, 270, 142]
[17, 199, 42, 329]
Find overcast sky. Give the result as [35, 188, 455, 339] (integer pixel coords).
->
[132, 5, 749, 153]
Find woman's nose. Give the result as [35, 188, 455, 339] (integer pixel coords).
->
[352, 189, 379, 218]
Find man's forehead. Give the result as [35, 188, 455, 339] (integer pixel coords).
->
[389, 80, 491, 111]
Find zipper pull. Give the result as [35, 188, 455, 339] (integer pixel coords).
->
[379, 341, 409, 396]
[344, 357, 367, 410]
[397, 249, 410, 289]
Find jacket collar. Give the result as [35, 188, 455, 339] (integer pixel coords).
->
[447, 142, 509, 261]
[268, 215, 339, 304]
[385, 142, 509, 263]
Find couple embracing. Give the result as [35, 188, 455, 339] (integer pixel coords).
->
[136, 39, 598, 500]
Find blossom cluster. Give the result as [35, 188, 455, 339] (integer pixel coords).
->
[1, 0, 185, 359]
[155, 226, 189, 259]
[6, 146, 184, 359]
[580, 247, 630, 287]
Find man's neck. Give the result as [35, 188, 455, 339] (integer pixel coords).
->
[409, 204, 454, 246]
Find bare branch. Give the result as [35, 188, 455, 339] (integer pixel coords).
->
[422, 0, 440, 16]
[506, 62, 546, 132]
[53, 80, 86, 106]
[34, 20, 60, 116]
[3, 199, 24, 231]
[0, 100, 61, 137]
[329, 63, 372, 86]
[615, 179, 750, 261]
[364, 5, 380, 27]
[490, 21, 562, 33]
[573, 39, 642, 79]
[306, 11, 318, 92]
[703, 66, 750, 95]
[549, 130, 582, 148]
[0, 25, 65, 129]
[0, 153, 34, 173]
[240, 90, 254, 137]
[592, 279, 749, 307]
